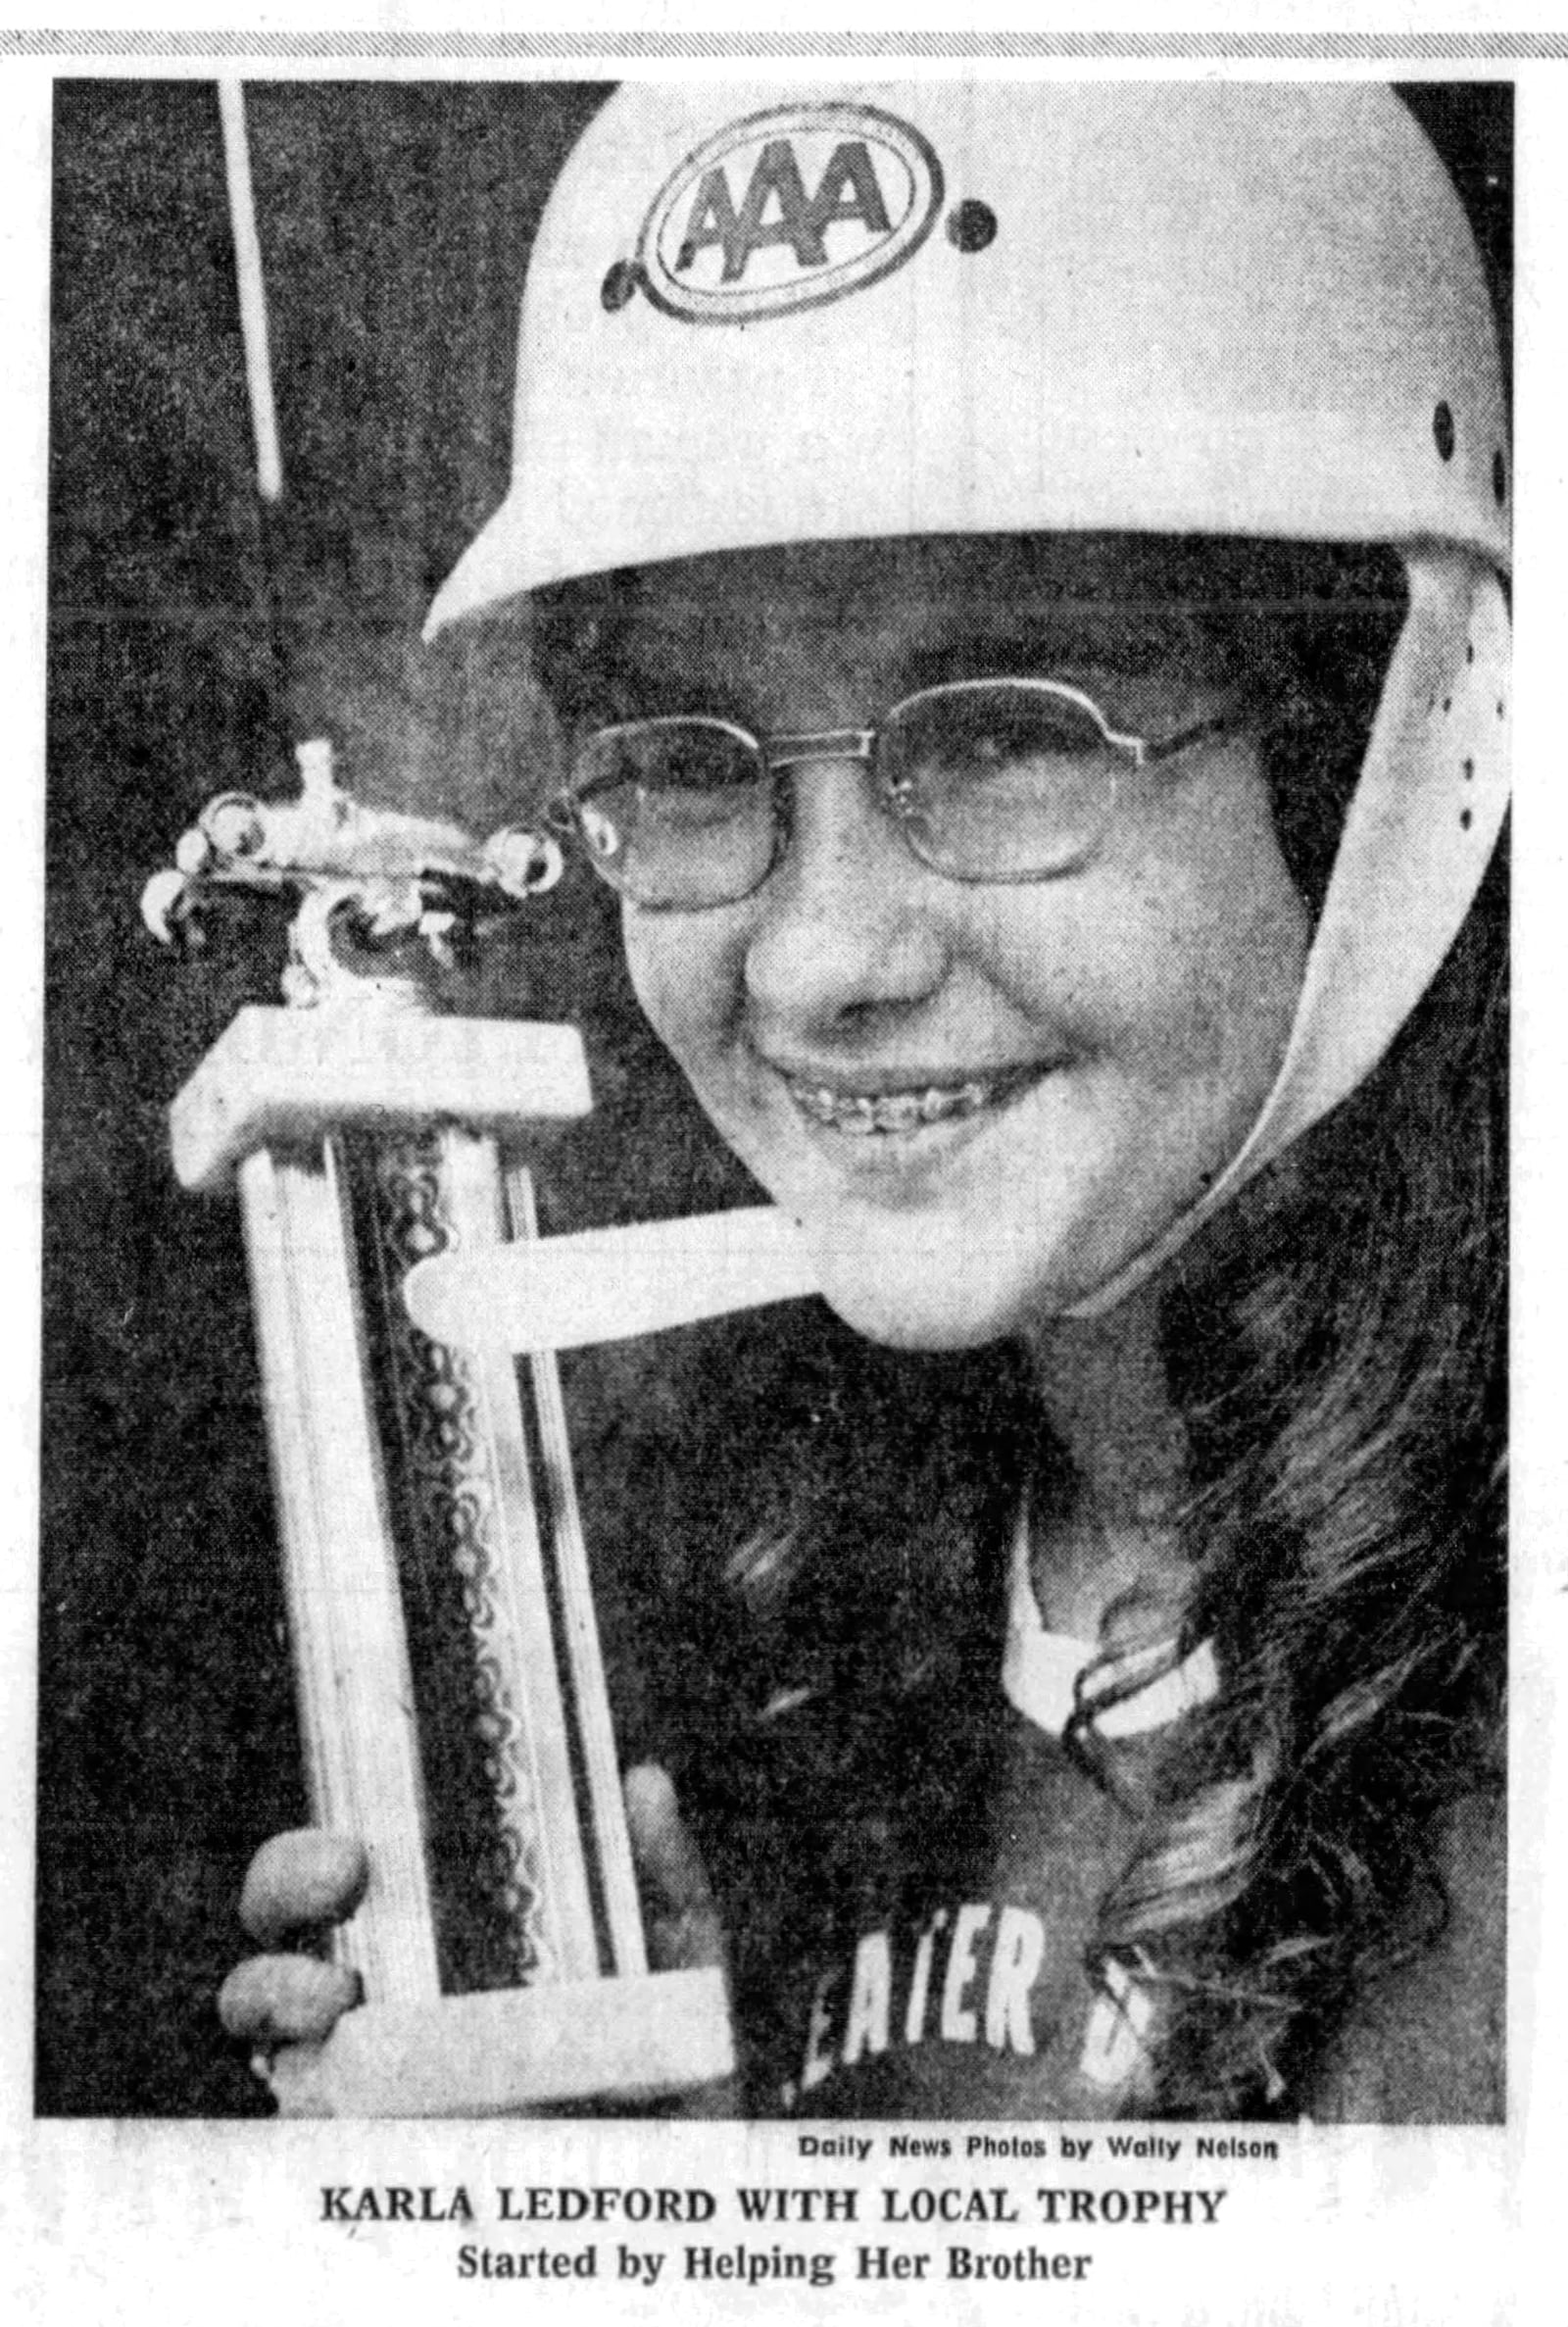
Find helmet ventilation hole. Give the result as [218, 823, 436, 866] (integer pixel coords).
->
[1463, 756, 1475, 780]
[1461, 808, 1474, 831]
[947, 200, 999, 254]
[1433, 401, 1456, 462]
[1494, 448, 1507, 505]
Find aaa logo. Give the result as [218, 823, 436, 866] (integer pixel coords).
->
[640, 104, 945, 323]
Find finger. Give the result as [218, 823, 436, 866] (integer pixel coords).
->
[623, 1763, 724, 1974]
[218, 1955, 362, 2047]
[239, 1831, 368, 1946]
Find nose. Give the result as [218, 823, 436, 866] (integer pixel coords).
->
[742, 754, 950, 1034]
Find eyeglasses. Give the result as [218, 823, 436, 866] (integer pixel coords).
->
[551, 677, 1248, 909]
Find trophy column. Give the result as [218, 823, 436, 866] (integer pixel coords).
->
[146, 755, 733, 2113]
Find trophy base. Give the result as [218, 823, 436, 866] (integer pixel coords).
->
[265, 1966, 734, 2117]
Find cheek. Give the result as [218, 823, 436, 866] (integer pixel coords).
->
[990, 782, 1310, 1147]
[1122, 883, 1299, 1077]
[1087, 810, 1311, 1130]
[621, 906, 748, 1087]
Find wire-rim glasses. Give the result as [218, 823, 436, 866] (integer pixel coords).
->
[552, 676, 1248, 909]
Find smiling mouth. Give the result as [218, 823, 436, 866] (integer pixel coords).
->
[782, 1064, 1047, 1137]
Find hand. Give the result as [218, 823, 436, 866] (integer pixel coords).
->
[217, 1829, 368, 2057]
[218, 1765, 728, 2099]
[621, 1762, 727, 1978]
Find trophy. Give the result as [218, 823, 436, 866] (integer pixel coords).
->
[140, 82, 817, 2116]
[143, 739, 748, 2115]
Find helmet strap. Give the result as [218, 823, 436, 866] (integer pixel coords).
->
[1067, 547, 1510, 1320]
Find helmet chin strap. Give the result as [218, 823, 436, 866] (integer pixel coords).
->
[1066, 547, 1510, 1322]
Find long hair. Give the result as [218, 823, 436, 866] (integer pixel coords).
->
[641, 848, 1506, 2119]
[1052, 545, 1508, 2111]
[1079, 826, 1506, 2112]
[556, 542, 1506, 2116]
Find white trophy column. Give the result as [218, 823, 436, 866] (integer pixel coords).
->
[238, 1136, 441, 2005]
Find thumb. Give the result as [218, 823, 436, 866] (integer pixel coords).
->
[622, 1763, 725, 1975]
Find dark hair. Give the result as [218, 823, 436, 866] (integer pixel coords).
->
[1080, 828, 1506, 2111]
[577, 540, 1503, 2117]
[529, 531, 1404, 751]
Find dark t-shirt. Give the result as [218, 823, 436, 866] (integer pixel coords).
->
[751, 1700, 1171, 2118]
[686, 1597, 1503, 2124]
[697, 1528, 1206, 2121]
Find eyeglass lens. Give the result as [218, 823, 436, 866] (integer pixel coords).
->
[573, 719, 777, 906]
[883, 684, 1121, 880]
[569, 683, 1131, 905]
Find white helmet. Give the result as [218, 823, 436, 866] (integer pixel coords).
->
[426, 81, 1509, 1306]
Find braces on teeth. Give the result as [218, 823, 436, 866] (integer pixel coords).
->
[789, 1080, 999, 1133]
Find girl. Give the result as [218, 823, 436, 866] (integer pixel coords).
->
[221, 80, 1508, 2119]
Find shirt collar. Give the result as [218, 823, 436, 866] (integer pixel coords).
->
[1002, 1500, 1218, 1739]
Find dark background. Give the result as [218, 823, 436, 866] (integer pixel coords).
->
[38, 80, 1511, 2114]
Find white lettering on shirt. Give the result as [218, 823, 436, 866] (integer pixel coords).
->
[904, 1909, 947, 2045]
[841, 1930, 893, 2065]
[986, 1904, 1046, 2055]
[939, 1904, 992, 2042]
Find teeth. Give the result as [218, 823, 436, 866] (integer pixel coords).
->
[788, 1074, 1022, 1134]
